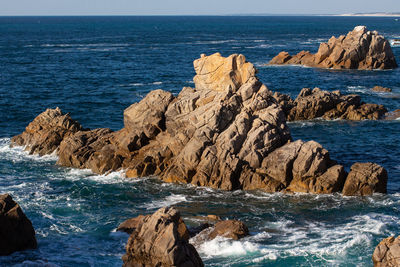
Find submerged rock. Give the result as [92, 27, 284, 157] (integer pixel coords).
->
[0, 194, 37, 256]
[372, 86, 392, 93]
[270, 26, 398, 70]
[373, 235, 400, 266]
[11, 53, 389, 195]
[122, 207, 203, 267]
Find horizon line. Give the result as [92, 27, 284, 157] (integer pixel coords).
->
[0, 12, 400, 17]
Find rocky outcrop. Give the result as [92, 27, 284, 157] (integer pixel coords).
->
[117, 215, 148, 234]
[342, 163, 388, 196]
[0, 194, 37, 256]
[276, 87, 388, 121]
[269, 26, 398, 70]
[372, 86, 392, 93]
[122, 207, 203, 267]
[11, 53, 389, 195]
[11, 107, 83, 156]
[206, 220, 249, 240]
[373, 235, 400, 266]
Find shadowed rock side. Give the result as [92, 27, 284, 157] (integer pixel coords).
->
[0, 194, 37, 256]
[269, 26, 398, 70]
[122, 207, 203, 267]
[11, 53, 389, 196]
[273, 87, 387, 121]
[373, 236, 400, 266]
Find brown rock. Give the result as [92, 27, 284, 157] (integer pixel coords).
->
[384, 109, 400, 120]
[208, 220, 249, 240]
[342, 162, 388, 196]
[0, 194, 37, 256]
[373, 236, 400, 266]
[11, 107, 82, 155]
[122, 207, 203, 267]
[117, 215, 148, 234]
[270, 26, 398, 70]
[372, 86, 392, 92]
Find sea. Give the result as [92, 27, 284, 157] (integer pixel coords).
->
[0, 16, 399, 267]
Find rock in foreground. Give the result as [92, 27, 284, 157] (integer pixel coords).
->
[373, 235, 400, 266]
[269, 26, 398, 70]
[0, 194, 37, 256]
[122, 207, 203, 267]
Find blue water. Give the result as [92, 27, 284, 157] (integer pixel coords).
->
[0, 16, 399, 266]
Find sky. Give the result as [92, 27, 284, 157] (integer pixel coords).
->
[0, 0, 400, 16]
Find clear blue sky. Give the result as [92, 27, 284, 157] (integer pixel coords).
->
[1, 0, 400, 16]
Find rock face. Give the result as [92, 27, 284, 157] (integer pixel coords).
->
[117, 215, 148, 234]
[373, 235, 400, 266]
[269, 26, 398, 70]
[207, 220, 249, 240]
[122, 207, 203, 267]
[11, 107, 83, 156]
[342, 162, 388, 196]
[0, 194, 37, 256]
[277, 87, 387, 121]
[11, 53, 389, 195]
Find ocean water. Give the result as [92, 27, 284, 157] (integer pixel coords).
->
[0, 16, 399, 266]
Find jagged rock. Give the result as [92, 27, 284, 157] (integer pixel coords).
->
[207, 220, 249, 240]
[122, 207, 203, 267]
[280, 87, 387, 121]
[11, 107, 82, 155]
[342, 162, 388, 196]
[11, 53, 390, 195]
[372, 86, 392, 92]
[270, 26, 398, 70]
[117, 215, 148, 234]
[373, 235, 400, 266]
[384, 109, 400, 120]
[0, 194, 37, 256]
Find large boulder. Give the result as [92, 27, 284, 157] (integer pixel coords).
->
[342, 162, 388, 196]
[0, 194, 37, 256]
[207, 220, 249, 240]
[270, 26, 398, 70]
[373, 236, 400, 266]
[122, 207, 203, 267]
[11, 107, 83, 155]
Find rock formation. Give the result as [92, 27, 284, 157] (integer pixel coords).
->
[269, 26, 398, 70]
[122, 207, 203, 267]
[372, 86, 392, 92]
[373, 235, 400, 266]
[274, 87, 387, 121]
[12, 53, 389, 196]
[342, 163, 388, 196]
[0, 194, 37, 256]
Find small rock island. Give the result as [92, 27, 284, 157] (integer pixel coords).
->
[269, 26, 398, 70]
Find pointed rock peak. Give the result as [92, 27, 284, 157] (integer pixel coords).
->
[193, 53, 257, 92]
[353, 25, 367, 33]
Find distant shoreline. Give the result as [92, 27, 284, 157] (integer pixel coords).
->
[334, 13, 400, 17]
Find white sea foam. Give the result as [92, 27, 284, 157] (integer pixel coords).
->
[63, 169, 128, 184]
[196, 236, 260, 257]
[0, 138, 58, 162]
[152, 81, 163, 85]
[143, 194, 188, 210]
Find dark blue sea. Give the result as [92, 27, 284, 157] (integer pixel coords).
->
[0, 16, 399, 266]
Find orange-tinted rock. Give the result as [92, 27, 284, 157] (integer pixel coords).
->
[342, 162, 388, 196]
[11, 107, 82, 155]
[372, 86, 392, 92]
[372, 235, 400, 266]
[122, 207, 203, 267]
[270, 26, 398, 70]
